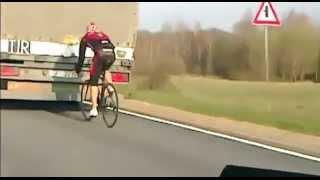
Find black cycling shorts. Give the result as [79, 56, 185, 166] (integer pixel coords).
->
[89, 51, 115, 86]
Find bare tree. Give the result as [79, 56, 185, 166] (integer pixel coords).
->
[275, 11, 319, 81]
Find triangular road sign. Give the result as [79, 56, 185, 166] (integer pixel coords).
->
[252, 2, 281, 26]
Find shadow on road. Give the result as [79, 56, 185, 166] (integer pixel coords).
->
[0, 99, 79, 111]
[0, 99, 87, 122]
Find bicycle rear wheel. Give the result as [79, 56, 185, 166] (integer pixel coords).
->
[100, 83, 119, 128]
[79, 81, 93, 121]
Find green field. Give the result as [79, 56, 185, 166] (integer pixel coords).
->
[117, 75, 320, 136]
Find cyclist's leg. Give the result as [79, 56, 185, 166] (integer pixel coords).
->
[89, 83, 99, 116]
[89, 58, 104, 111]
[104, 70, 113, 87]
[92, 56, 110, 91]
[90, 85, 98, 108]
[103, 57, 116, 95]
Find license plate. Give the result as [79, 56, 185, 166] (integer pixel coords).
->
[49, 70, 77, 78]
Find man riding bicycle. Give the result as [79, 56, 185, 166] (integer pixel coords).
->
[75, 22, 116, 117]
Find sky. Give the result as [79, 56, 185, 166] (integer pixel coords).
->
[138, 2, 320, 32]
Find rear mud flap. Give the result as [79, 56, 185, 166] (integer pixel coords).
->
[0, 79, 8, 90]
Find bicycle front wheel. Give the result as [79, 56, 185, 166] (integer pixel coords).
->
[100, 83, 119, 128]
[79, 81, 93, 121]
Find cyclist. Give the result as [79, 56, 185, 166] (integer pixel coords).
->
[75, 22, 116, 117]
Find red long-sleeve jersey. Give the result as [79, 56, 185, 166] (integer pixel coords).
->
[77, 31, 114, 75]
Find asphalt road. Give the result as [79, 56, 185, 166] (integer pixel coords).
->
[1, 100, 320, 177]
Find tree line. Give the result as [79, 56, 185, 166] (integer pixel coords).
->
[133, 10, 320, 83]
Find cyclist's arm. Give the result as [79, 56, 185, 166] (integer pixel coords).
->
[75, 38, 87, 73]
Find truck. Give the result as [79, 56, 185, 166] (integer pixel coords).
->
[0, 2, 138, 101]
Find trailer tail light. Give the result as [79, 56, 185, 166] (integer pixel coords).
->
[0, 66, 20, 76]
[111, 72, 129, 83]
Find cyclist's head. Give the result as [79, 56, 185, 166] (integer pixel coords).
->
[87, 22, 97, 33]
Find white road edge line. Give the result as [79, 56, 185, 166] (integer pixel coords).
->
[119, 109, 320, 163]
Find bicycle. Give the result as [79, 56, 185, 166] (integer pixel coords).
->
[78, 71, 119, 128]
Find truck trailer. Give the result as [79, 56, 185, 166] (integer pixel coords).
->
[0, 2, 138, 101]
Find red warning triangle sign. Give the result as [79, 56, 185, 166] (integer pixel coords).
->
[252, 2, 281, 26]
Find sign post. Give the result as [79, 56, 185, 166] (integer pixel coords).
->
[252, 2, 281, 81]
[264, 26, 269, 81]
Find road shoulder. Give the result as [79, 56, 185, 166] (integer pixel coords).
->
[119, 95, 320, 158]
